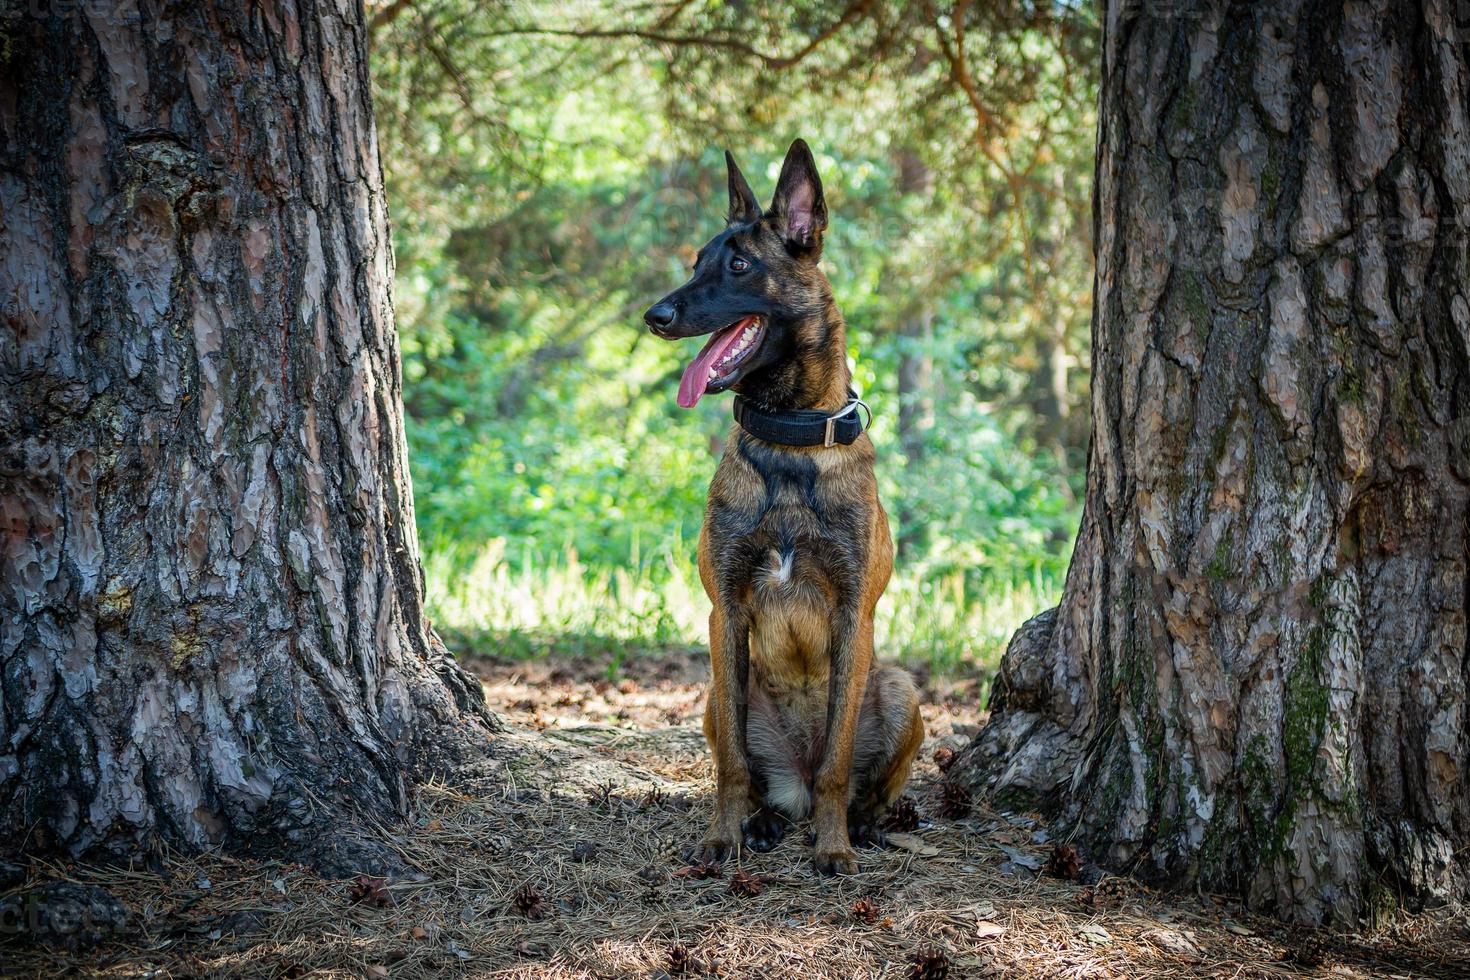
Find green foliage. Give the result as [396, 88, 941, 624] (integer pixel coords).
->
[375, 1, 1097, 671]
[422, 536, 1063, 673]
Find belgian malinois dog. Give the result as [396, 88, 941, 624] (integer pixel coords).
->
[644, 140, 924, 874]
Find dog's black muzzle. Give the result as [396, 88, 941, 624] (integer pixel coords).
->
[644, 300, 677, 337]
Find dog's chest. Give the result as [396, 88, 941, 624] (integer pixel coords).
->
[708, 438, 870, 595]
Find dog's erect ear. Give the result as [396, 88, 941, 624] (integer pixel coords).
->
[725, 150, 760, 224]
[768, 139, 827, 251]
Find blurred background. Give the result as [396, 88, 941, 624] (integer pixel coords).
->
[369, 0, 1099, 675]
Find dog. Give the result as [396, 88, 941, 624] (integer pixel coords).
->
[644, 140, 924, 875]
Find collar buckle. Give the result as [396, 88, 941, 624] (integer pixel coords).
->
[823, 416, 837, 447]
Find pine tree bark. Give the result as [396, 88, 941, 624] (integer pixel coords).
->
[959, 0, 1470, 924]
[0, 0, 495, 871]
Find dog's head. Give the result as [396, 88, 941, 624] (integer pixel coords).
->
[644, 139, 834, 408]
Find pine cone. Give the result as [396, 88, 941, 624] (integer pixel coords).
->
[935, 780, 972, 819]
[932, 746, 958, 772]
[728, 869, 770, 898]
[638, 864, 668, 905]
[511, 883, 552, 920]
[666, 943, 693, 975]
[851, 896, 881, 924]
[348, 875, 392, 908]
[908, 948, 950, 980]
[1288, 932, 1328, 968]
[883, 796, 920, 832]
[1081, 875, 1129, 908]
[1044, 843, 1085, 880]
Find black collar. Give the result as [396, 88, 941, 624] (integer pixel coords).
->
[732, 392, 869, 448]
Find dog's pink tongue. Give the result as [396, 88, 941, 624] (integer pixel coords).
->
[676, 322, 746, 408]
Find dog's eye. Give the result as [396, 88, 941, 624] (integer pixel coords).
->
[728, 255, 750, 273]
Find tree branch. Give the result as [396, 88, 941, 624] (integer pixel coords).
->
[369, 0, 415, 33]
[476, 0, 875, 71]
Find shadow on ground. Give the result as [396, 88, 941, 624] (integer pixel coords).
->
[2, 647, 1464, 978]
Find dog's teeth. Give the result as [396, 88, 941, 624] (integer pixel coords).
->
[709, 325, 760, 379]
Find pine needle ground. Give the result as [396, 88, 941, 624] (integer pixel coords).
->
[3, 651, 1464, 979]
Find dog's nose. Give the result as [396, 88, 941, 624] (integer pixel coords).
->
[644, 302, 676, 332]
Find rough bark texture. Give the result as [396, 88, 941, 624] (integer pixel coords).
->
[0, 0, 495, 871]
[960, 0, 1470, 924]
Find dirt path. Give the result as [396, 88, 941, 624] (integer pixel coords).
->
[3, 651, 1465, 978]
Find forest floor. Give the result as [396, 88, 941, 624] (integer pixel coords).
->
[4, 645, 1467, 979]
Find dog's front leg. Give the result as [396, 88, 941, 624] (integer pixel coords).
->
[691, 602, 751, 865]
[811, 606, 874, 875]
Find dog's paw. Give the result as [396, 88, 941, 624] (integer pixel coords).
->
[812, 844, 860, 876]
[682, 836, 735, 867]
[742, 808, 787, 853]
[847, 817, 888, 850]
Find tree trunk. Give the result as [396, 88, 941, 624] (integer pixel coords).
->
[894, 146, 936, 560]
[959, 0, 1470, 925]
[0, 0, 495, 872]
[896, 311, 935, 559]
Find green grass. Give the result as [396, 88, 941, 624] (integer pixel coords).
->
[422, 536, 1063, 677]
